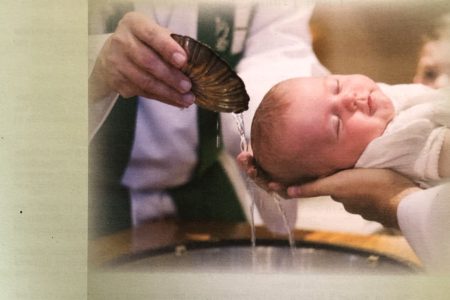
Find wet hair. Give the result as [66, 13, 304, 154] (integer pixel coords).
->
[250, 82, 317, 185]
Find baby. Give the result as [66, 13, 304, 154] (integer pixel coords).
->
[413, 13, 450, 88]
[243, 74, 449, 188]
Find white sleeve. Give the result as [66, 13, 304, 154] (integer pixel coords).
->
[397, 182, 450, 273]
[88, 33, 120, 142]
[88, 34, 110, 76]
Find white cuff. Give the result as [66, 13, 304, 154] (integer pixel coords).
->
[130, 190, 176, 226]
[397, 183, 450, 273]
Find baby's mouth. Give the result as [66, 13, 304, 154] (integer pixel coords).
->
[368, 94, 374, 115]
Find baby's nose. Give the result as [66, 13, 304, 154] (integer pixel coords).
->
[340, 93, 358, 112]
[340, 92, 369, 113]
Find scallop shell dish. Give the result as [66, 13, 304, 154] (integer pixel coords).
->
[171, 33, 250, 113]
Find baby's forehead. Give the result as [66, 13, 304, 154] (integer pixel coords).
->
[283, 77, 324, 86]
[275, 77, 330, 105]
[275, 77, 324, 97]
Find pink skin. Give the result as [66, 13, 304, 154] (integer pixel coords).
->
[90, 12, 195, 108]
[269, 74, 396, 179]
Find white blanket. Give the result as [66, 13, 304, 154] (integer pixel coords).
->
[356, 84, 450, 187]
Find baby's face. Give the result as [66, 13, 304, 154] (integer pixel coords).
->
[413, 39, 450, 88]
[279, 74, 395, 178]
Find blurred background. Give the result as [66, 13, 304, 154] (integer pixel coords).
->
[310, 0, 450, 84]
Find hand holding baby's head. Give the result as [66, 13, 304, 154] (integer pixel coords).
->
[236, 150, 288, 196]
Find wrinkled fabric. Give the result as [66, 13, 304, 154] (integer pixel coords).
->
[356, 84, 450, 187]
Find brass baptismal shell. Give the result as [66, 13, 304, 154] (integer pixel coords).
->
[171, 33, 250, 113]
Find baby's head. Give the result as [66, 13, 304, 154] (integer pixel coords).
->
[251, 74, 395, 185]
[414, 13, 450, 88]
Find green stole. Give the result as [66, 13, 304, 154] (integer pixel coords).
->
[169, 3, 246, 221]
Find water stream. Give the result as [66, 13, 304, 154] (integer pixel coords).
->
[232, 112, 294, 250]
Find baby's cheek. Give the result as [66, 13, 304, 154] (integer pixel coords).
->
[345, 122, 378, 151]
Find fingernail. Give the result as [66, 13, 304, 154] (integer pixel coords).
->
[172, 52, 186, 67]
[179, 79, 191, 92]
[268, 183, 278, 191]
[182, 93, 195, 106]
[287, 187, 299, 197]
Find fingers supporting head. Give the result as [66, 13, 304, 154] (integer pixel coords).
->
[236, 151, 253, 166]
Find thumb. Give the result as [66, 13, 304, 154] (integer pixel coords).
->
[286, 169, 357, 198]
[287, 177, 334, 198]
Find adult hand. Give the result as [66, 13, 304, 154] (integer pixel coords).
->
[90, 12, 195, 108]
[285, 169, 421, 228]
[236, 151, 289, 197]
